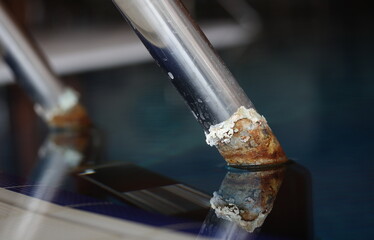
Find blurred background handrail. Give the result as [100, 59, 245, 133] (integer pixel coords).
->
[0, 21, 257, 86]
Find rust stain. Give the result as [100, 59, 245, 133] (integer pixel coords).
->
[48, 104, 91, 129]
[216, 118, 288, 166]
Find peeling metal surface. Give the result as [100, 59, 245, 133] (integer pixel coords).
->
[206, 107, 288, 166]
[217, 118, 288, 166]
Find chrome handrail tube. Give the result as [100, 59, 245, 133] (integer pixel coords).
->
[113, 0, 254, 131]
[0, 3, 65, 114]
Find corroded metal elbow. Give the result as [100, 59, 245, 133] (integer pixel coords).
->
[205, 107, 288, 167]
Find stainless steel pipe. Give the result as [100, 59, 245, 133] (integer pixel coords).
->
[114, 0, 288, 167]
[0, 3, 65, 112]
[0, 3, 90, 128]
[113, 0, 254, 131]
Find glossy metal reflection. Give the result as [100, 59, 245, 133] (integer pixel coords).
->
[0, 130, 99, 240]
[198, 166, 285, 239]
[113, 0, 254, 130]
[0, 3, 64, 110]
[0, 3, 90, 128]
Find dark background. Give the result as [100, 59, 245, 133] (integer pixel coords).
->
[0, 0, 373, 239]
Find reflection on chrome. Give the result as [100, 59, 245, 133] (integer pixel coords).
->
[0, 130, 98, 240]
[31, 130, 99, 185]
[199, 166, 285, 239]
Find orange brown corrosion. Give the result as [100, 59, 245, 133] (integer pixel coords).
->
[48, 104, 91, 129]
[216, 118, 288, 166]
